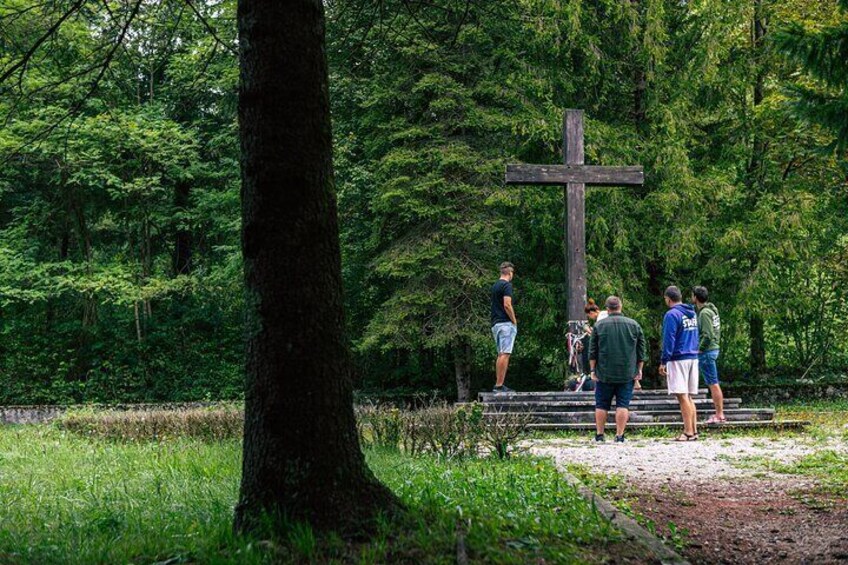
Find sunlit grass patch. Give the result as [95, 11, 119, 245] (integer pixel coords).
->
[0, 426, 625, 564]
[773, 450, 848, 493]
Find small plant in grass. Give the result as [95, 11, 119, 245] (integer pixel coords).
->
[480, 408, 534, 459]
[665, 521, 689, 552]
[286, 521, 318, 561]
[355, 403, 404, 449]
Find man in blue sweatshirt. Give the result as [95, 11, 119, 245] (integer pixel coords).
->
[659, 286, 700, 441]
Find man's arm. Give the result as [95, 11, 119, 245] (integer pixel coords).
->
[589, 326, 599, 380]
[660, 314, 677, 361]
[503, 296, 517, 325]
[659, 313, 677, 376]
[635, 325, 647, 380]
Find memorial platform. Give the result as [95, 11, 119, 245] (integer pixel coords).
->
[475, 389, 807, 431]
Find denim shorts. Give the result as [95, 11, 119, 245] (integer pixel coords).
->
[594, 380, 635, 411]
[492, 322, 517, 354]
[699, 349, 720, 386]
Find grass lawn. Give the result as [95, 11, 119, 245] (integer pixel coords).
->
[0, 426, 633, 564]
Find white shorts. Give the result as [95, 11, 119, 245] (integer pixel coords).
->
[667, 359, 699, 395]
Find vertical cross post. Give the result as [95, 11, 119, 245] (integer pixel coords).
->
[563, 109, 587, 330]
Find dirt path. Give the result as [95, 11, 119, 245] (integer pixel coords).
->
[531, 437, 848, 564]
[631, 477, 848, 564]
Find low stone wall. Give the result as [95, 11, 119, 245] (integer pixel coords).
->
[0, 402, 223, 425]
[723, 382, 848, 405]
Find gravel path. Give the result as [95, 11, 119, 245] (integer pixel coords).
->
[530, 436, 848, 564]
[529, 436, 847, 484]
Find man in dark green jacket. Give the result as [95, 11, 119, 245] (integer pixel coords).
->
[692, 286, 725, 423]
[589, 296, 648, 442]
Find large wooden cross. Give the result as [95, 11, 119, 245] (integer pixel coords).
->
[505, 109, 644, 330]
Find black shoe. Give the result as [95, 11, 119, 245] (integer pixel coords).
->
[492, 385, 515, 393]
[594, 434, 605, 442]
[614, 435, 626, 443]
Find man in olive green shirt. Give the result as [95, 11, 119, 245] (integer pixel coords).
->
[589, 296, 648, 442]
[693, 286, 725, 423]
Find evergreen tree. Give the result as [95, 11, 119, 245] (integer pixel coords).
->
[775, 0, 848, 149]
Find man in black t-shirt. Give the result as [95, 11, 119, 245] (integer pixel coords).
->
[491, 262, 518, 393]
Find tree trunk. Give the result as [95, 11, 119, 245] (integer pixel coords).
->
[630, 0, 647, 129]
[746, 0, 768, 375]
[749, 315, 767, 374]
[645, 259, 664, 386]
[234, 0, 400, 535]
[453, 340, 473, 402]
[172, 180, 193, 276]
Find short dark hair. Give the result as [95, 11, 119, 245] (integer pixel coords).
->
[692, 286, 708, 303]
[499, 261, 515, 275]
[605, 296, 622, 311]
[664, 285, 682, 302]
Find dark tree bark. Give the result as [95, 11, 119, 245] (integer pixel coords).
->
[746, 0, 768, 374]
[453, 340, 473, 402]
[645, 259, 664, 386]
[234, 0, 400, 535]
[630, 0, 647, 129]
[749, 315, 767, 374]
[172, 180, 193, 276]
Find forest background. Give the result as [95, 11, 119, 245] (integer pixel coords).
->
[1, 0, 846, 404]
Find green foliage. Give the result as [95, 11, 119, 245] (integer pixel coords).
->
[0, 0, 242, 403]
[0, 0, 846, 403]
[330, 0, 848, 393]
[774, 1, 848, 149]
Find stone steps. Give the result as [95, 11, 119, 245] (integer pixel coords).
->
[478, 389, 711, 402]
[471, 398, 743, 412]
[526, 420, 808, 431]
[474, 388, 806, 432]
[491, 408, 774, 424]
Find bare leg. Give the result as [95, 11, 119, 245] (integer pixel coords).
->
[495, 353, 510, 387]
[676, 393, 693, 435]
[709, 384, 725, 419]
[689, 395, 698, 436]
[615, 408, 629, 437]
[595, 409, 608, 436]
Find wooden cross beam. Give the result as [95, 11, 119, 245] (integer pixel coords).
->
[505, 109, 644, 328]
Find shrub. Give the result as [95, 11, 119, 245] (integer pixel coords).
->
[56, 401, 531, 457]
[356, 402, 529, 460]
[479, 409, 535, 459]
[355, 403, 404, 449]
[58, 405, 243, 441]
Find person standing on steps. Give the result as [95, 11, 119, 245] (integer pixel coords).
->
[491, 262, 517, 393]
[692, 286, 725, 423]
[588, 296, 647, 443]
[659, 286, 700, 441]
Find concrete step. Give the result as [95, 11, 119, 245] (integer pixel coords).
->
[479, 389, 710, 402]
[476, 399, 742, 413]
[492, 408, 774, 424]
[525, 420, 808, 432]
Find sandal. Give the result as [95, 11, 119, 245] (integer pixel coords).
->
[674, 433, 698, 442]
[706, 415, 727, 424]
